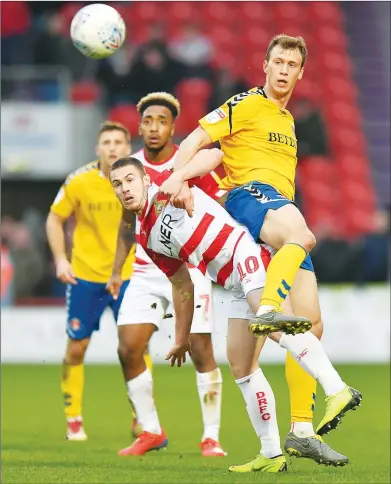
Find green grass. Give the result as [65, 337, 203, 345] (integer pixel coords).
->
[1, 363, 390, 483]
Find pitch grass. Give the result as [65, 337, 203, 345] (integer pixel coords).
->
[2, 363, 390, 483]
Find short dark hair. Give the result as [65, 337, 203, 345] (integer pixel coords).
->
[266, 34, 307, 67]
[137, 92, 180, 119]
[110, 157, 146, 176]
[98, 121, 131, 142]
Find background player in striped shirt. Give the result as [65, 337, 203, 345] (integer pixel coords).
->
[46, 122, 150, 441]
[107, 92, 226, 457]
[109, 156, 358, 473]
[159, 34, 362, 469]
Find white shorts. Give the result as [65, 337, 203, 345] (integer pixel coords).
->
[117, 266, 213, 333]
[229, 237, 274, 320]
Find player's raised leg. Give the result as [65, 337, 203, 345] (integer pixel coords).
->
[188, 269, 226, 457]
[281, 269, 349, 465]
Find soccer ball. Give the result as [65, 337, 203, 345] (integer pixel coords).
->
[70, 3, 126, 59]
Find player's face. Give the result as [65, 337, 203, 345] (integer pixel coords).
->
[110, 165, 150, 213]
[263, 46, 304, 96]
[96, 130, 131, 168]
[139, 106, 175, 152]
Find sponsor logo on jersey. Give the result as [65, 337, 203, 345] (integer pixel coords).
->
[268, 132, 297, 149]
[205, 108, 227, 124]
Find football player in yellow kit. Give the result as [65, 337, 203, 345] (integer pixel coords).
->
[46, 122, 151, 441]
[159, 34, 362, 472]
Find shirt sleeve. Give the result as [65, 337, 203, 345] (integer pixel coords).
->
[50, 175, 80, 219]
[198, 93, 257, 142]
[145, 248, 184, 278]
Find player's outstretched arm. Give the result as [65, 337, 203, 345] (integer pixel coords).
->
[46, 212, 77, 285]
[107, 209, 136, 299]
[165, 263, 194, 368]
[160, 148, 223, 199]
[173, 126, 213, 172]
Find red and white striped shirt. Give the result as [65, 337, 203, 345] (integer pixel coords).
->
[138, 170, 247, 290]
[131, 146, 225, 275]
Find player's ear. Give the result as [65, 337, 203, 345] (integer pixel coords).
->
[95, 144, 100, 157]
[170, 122, 176, 137]
[144, 173, 150, 186]
[138, 124, 142, 136]
[263, 59, 268, 74]
[298, 67, 304, 80]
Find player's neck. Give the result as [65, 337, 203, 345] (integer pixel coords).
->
[144, 141, 176, 164]
[263, 84, 292, 110]
[99, 161, 111, 178]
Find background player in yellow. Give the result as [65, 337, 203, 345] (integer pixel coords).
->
[46, 122, 150, 441]
[159, 35, 362, 469]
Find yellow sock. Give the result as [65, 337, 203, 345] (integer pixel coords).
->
[285, 352, 317, 422]
[144, 351, 153, 374]
[260, 243, 307, 310]
[61, 362, 84, 419]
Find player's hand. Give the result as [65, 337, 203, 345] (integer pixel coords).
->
[159, 173, 183, 198]
[56, 258, 77, 285]
[106, 273, 123, 300]
[165, 342, 191, 368]
[170, 184, 194, 218]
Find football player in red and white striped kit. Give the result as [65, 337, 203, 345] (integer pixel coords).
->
[108, 155, 356, 472]
[110, 93, 227, 457]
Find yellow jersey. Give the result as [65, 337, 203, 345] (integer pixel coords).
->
[199, 87, 298, 200]
[50, 161, 135, 283]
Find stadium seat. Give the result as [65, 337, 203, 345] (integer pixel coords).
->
[237, 1, 275, 25]
[176, 78, 212, 104]
[317, 51, 353, 77]
[321, 76, 358, 105]
[129, 2, 164, 24]
[324, 101, 363, 128]
[337, 154, 372, 179]
[166, 2, 201, 24]
[200, 2, 237, 26]
[306, 1, 344, 26]
[59, 2, 85, 34]
[107, 104, 140, 136]
[208, 25, 237, 50]
[313, 26, 348, 50]
[70, 81, 101, 104]
[273, 2, 309, 24]
[240, 27, 273, 50]
[330, 128, 367, 156]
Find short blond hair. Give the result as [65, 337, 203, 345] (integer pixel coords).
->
[98, 121, 131, 142]
[266, 34, 307, 67]
[137, 92, 181, 119]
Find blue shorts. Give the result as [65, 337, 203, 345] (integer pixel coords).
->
[66, 278, 130, 340]
[225, 182, 314, 272]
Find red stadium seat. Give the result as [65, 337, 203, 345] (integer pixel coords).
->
[330, 128, 367, 157]
[317, 51, 353, 77]
[306, 1, 344, 26]
[238, 2, 275, 25]
[166, 2, 201, 25]
[176, 78, 212, 104]
[273, 2, 309, 24]
[70, 81, 101, 104]
[321, 76, 358, 106]
[107, 104, 140, 136]
[208, 25, 237, 50]
[129, 2, 164, 24]
[336, 154, 372, 179]
[59, 2, 85, 34]
[240, 27, 273, 50]
[313, 26, 348, 50]
[200, 2, 237, 26]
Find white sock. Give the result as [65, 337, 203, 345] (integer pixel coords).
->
[126, 368, 161, 435]
[196, 368, 222, 442]
[236, 368, 282, 458]
[279, 333, 345, 396]
[291, 421, 315, 438]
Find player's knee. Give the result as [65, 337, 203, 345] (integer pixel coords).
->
[311, 317, 323, 339]
[117, 340, 144, 367]
[65, 338, 89, 364]
[189, 334, 216, 372]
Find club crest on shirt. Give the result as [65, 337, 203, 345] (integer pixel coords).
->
[205, 108, 226, 124]
[154, 199, 165, 216]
